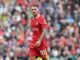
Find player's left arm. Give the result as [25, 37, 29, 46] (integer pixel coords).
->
[35, 16, 48, 47]
[38, 28, 47, 42]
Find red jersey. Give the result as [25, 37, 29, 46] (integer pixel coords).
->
[30, 15, 48, 48]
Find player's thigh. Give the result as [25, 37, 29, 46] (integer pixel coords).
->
[29, 48, 38, 57]
[42, 56, 49, 60]
[29, 48, 39, 60]
[42, 53, 49, 60]
[29, 56, 36, 60]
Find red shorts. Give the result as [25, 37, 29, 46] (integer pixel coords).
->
[29, 40, 49, 58]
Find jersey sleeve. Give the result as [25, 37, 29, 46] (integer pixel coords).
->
[38, 16, 48, 30]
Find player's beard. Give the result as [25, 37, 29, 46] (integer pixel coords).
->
[34, 14, 37, 17]
[33, 12, 38, 18]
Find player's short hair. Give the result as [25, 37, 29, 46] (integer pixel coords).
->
[30, 1, 39, 7]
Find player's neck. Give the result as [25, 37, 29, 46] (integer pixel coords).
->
[34, 14, 40, 19]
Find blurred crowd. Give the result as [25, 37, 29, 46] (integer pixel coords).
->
[0, 0, 80, 60]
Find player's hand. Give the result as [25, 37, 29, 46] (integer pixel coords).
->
[35, 40, 41, 48]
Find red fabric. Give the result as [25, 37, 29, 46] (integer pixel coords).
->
[17, 0, 28, 6]
[18, 39, 24, 45]
[0, 30, 4, 36]
[31, 15, 48, 42]
[58, 37, 68, 46]
[29, 15, 49, 58]
[30, 0, 39, 7]
[17, 0, 24, 5]
[70, 49, 77, 55]
[29, 40, 48, 58]
[22, 18, 27, 25]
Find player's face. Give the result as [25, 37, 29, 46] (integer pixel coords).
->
[31, 6, 38, 15]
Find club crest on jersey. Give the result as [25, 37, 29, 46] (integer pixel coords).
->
[40, 50, 46, 55]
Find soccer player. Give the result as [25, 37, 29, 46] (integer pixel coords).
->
[29, 2, 49, 60]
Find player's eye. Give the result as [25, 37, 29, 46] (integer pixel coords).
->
[31, 9, 36, 11]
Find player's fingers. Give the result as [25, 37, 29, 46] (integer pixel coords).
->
[35, 42, 39, 46]
[35, 43, 38, 47]
[36, 44, 39, 47]
[35, 44, 40, 48]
